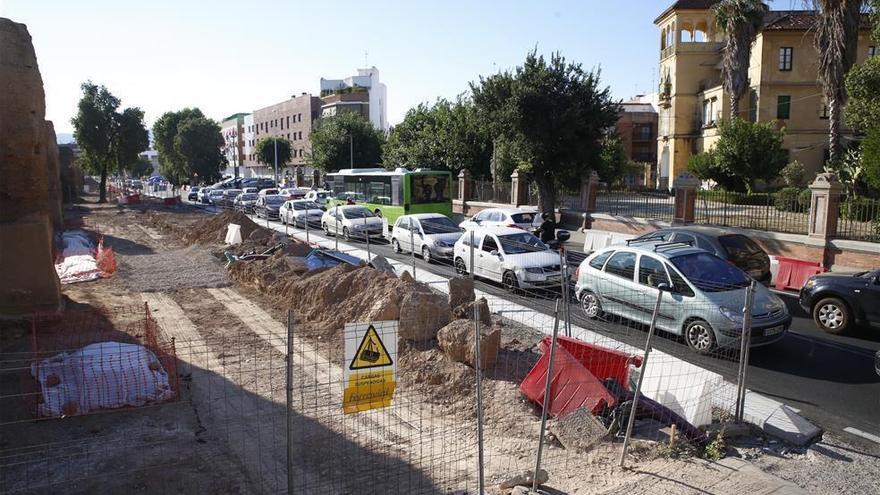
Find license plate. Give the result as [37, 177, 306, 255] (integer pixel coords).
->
[764, 325, 784, 336]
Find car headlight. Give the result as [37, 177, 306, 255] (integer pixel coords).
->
[803, 278, 816, 290]
[525, 267, 544, 274]
[719, 306, 744, 324]
[433, 239, 449, 248]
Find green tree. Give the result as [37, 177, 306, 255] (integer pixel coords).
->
[597, 133, 636, 187]
[307, 112, 385, 172]
[471, 51, 619, 212]
[844, 58, 880, 131]
[129, 157, 154, 178]
[383, 97, 492, 177]
[72, 82, 119, 203]
[862, 128, 880, 189]
[713, 0, 766, 118]
[113, 107, 149, 175]
[255, 136, 292, 173]
[153, 108, 205, 184]
[689, 118, 788, 192]
[812, 0, 865, 161]
[781, 160, 808, 187]
[173, 116, 225, 184]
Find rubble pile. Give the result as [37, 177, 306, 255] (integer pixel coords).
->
[183, 210, 260, 245]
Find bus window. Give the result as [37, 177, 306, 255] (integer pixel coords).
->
[411, 175, 449, 204]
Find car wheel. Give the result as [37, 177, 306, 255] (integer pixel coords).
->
[813, 297, 850, 334]
[580, 290, 603, 319]
[322, 223, 331, 236]
[343, 227, 351, 241]
[454, 258, 468, 276]
[422, 246, 432, 264]
[502, 271, 519, 293]
[684, 319, 717, 355]
[392, 238, 401, 253]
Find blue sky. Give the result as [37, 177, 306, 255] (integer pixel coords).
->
[2, 0, 796, 135]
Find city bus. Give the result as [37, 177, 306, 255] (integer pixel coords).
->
[326, 168, 453, 223]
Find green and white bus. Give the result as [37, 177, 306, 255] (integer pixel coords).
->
[326, 168, 453, 223]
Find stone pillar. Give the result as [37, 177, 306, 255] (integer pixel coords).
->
[294, 166, 304, 187]
[458, 169, 471, 202]
[808, 173, 842, 240]
[313, 169, 322, 189]
[673, 172, 700, 224]
[510, 170, 528, 206]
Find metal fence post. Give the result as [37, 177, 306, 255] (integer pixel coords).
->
[469, 230, 475, 280]
[409, 218, 416, 280]
[558, 247, 572, 338]
[735, 280, 756, 423]
[286, 309, 294, 494]
[533, 298, 561, 492]
[474, 298, 486, 494]
[364, 216, 371, 261]
[619, 285, 667, 468]
[335, 214, 339, 251]
[305, 213, 310, 244]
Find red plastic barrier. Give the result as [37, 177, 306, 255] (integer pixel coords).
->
[162, 197, 178, 206]
[520, 344, 617, 418]
[774, 256, 826, 291]
[538, 336, 642, 387]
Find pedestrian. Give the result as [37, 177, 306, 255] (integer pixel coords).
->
[535, 212, 557, 244]
[346, 196, 356, 205]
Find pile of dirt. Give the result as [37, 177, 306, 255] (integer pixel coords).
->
[183, 210, 260, 245]
[227, 252, 310, 293]
[397, 344, 476, 406]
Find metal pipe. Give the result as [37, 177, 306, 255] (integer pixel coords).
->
[736, 280, 756, 422]
[533, 298, 562, 492]
[474, 299, 486, 494]
[469, 230, 475, 280]
[286, 309, 294, 494]
[410, 217, 416, 280]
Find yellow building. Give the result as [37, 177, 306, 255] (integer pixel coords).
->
[654, 0, 874, 189]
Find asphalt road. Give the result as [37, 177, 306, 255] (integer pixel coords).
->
[185, 196, 879, 449]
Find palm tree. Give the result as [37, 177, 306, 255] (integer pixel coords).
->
[811, 0, 864, 162]
[714, 0, 767, 119]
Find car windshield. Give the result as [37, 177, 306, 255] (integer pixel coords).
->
[343, 207, 373, 219]
[857, 270, 880, 279]
[498, 233, 548, 254]
[265, 195, 285, 205]
[225, 189, 242, 196]
[670, 252, 750, 292]
[240, 194, 258, 201]
[511, 212, 537, 224]
[293, 201, 320, 210]
[421, 216, 458, 234]
[211, 190, 224, 196]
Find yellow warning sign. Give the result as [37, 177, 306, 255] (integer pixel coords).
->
[348, 325, 393, 370]
[343, 321, 397, 414]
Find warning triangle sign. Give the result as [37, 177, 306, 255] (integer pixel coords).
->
[348, 325, 393, 370]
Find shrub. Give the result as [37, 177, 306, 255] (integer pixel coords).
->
[774, 187, 807, 212]
[841, 197, 880, 222]
[697, 190, 772, 205]
[798, 188, 812, 209]
[781, 160, 807, 187]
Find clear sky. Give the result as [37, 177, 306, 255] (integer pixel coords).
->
[1, 0, 795, 136]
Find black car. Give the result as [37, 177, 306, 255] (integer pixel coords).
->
[255, 194, 285, 220]
[799, 270, 880, 334]
[631, 226, 772, 284]
[187, 186, 201, 202]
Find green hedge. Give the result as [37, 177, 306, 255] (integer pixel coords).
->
[773, 187, 810, 212]
[696, 190, 772, 205]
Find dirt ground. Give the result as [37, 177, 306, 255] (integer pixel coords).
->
[1, 196, 873, 494]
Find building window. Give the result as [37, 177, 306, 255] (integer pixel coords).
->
[869, 46, 876, 58]
[779, 47, 793, 71]
[299, 131, 303, 140]
[298, 113, 303, 122]
[777, 95, 791, 119]
[287, 133, 290, 140]
[701, 98, 717, 127]
[287, 116, 290, 127]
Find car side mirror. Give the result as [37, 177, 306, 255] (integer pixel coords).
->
[656, 282, 674, 293]
[321, 206, 326, 211]
[490, 250, 500, 257]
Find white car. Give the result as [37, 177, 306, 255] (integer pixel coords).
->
[279, 187, 309, 199]
[208, 189, 226, 205]
[258, 188, 280, 197]
[459, 207, 539, 231]
[321, 205, 384, 241]
[453, 227, 562, 292]
[242, 187, 259, 194]
[280, 199, 324, 228]
[390, 214, 463, 264]
[304, 190, 332, 206]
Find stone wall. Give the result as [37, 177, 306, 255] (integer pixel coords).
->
[0, 17, 62, 315]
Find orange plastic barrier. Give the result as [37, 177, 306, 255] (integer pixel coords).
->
[774, 256, 825, 291]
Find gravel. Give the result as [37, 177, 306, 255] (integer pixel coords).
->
[119, 246, 230, 292]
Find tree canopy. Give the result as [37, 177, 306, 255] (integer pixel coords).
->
[153, 108, 224, 185]
[713, 0, 766, 118]
[687, 118, 788, 192]
[71, 82, 148, 202]
[307, 112, 385, 172]
[255, 136, 292, 171]
[383, 97, 492, 177]
[129, 157, 154, 178]
[470, 50, 619, 212]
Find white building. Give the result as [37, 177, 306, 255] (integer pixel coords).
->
[242, 113, 255, 175]
[320, 66, 388, 132]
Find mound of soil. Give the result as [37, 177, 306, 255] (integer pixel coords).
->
[183, 210, 260, 246]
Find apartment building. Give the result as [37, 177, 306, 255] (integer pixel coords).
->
[220, 113, 247, 178]
[246, 93, 322, 178]
[320, 67, 388, 131]
[617, 95, 659, 187]
[655, 0, 874, 189]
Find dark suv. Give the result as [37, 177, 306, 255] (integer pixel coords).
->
[799, 270, 880, 334]
[630, 226, 771, 284]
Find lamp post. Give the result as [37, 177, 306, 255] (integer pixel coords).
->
[349, 134, 353, 169]
[274, 136, 279, 186]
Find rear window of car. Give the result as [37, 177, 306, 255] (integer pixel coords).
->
[511, 213, 537, 224]
[718, 235, 763, 258]
[589, 250, 613, 270]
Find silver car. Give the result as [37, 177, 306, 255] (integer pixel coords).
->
[574, 242, 791, 354]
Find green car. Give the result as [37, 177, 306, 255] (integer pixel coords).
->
[574, 241, 791, 354]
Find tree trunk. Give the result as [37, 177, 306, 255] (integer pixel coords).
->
[828, 94, 842, 163]
[98, 165, 107, 203]
[729, 91, 739, 121]
[536, 172, 556, 215]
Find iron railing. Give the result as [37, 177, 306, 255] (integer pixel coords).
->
[837, 195, 880, 242]
[594, 189, 675, 222]
[694, 190, 809, 235]
[468, 180, 512, 204]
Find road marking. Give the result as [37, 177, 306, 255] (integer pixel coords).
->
[843, 427, 880, 445]
[785, 332, 878, 358]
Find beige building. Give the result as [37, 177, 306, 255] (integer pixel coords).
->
[655, 0, 874, 189]
[246, 93, 322, 177]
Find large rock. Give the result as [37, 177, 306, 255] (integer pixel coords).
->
[448, 276, 474, 309]
[399, 290, 452, 341]
[437, 319, 501, 368]
[452, 297, 492, 326]
[499, 468, 549, 490]
[370, 255, 395, 275]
